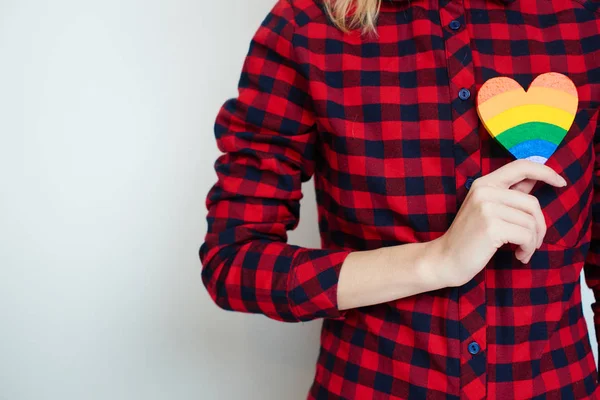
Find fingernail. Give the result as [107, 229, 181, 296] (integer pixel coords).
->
[558, 175, 567, 186]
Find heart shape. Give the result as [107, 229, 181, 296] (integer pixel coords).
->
[476, 72, 579, 164]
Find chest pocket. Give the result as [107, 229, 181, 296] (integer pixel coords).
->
[534, 107, 598, 248]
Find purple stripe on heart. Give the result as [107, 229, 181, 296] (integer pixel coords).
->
[525, 155, 549, 164]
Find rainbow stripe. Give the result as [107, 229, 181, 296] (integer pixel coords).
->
[477, 73, 578, 164]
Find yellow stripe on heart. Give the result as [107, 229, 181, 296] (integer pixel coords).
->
[485, 104, 575, 138]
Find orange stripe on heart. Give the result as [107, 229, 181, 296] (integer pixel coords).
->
[476, 72, 579, 164]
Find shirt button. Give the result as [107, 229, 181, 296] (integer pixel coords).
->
[468, 341, 480, 355]
[459, 88, 471, 101]
[465, 177, 475, 190]
[449, 20, 461, 30]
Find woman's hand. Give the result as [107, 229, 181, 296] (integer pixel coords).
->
[426, 159, 567, 288]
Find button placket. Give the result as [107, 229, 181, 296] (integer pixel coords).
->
[440, 1, 487, 399]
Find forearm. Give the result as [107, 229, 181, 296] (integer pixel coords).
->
[337, 238, 445, 311]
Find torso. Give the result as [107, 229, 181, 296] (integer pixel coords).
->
[289, 0, 600, 398]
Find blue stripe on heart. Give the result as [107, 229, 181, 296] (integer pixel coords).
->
[508, 139, 558, 161]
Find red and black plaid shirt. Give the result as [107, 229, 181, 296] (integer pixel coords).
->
[200, 0, 600, 398]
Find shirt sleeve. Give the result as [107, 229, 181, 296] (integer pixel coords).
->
[199, 0, 352, 323]
[583, 112, 600, 373]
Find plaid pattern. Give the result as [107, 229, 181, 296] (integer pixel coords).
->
[199, 0, 600, 398]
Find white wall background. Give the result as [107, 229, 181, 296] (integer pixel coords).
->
[0, 1, 596, 399]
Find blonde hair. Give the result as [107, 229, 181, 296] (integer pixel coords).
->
[323, 0, 382, 34]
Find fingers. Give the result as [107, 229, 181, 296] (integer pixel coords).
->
[458, 159, 562, 266]
[489, 219, 536, 264]
[489, 203, 539, 261]
[476, 186, 546, 248]
[467, 182, 547, 264]
[509, 178, 536, 194]
[474, 159, 566, 191]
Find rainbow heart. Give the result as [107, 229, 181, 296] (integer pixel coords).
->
[476, 72, 579, 164]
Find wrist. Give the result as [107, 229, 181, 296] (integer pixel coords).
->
[415, 236, 452, 292]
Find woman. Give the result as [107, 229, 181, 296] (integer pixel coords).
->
[200, 0, 600, 398]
